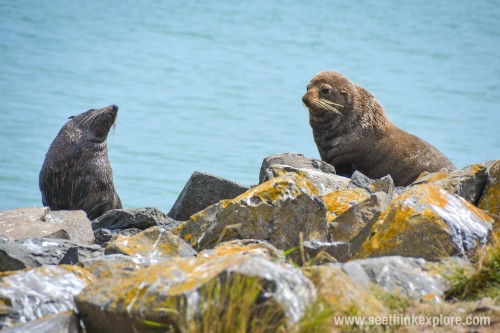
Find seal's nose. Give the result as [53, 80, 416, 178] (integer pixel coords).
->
[111, 105, 119, 112]
[302, 93, 309, 105]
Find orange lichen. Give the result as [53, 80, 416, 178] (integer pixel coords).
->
[322, 188, 369, 222]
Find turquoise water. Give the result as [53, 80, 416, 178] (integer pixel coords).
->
[1, 1, 499, 213]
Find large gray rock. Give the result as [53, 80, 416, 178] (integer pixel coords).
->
[329, 192, 391, 255]
[301, 241, 351, 263]
[258, 153, 336, 183]
[176, 173, 328, 252]
[93, 228, 142, 245]
[258, 153, 350, 195]
[104, 226, 197, 259]
[358, 184, 493, 260]
[0, 237, 103, 272]
[0, 311, 81, 333]
[0, 265, 94, 329]
[80, 254, 160, 279]
[260, 164, 350, 195]
[0, 207, 94, 244]
[92, 207, 167, 230]
[168, 171, 249, 221]
[348, 171, 395, 197]
[75, 255, 316, 333]
[413, 163, 488, 204]
[336, 256, 469, 301]
[478, 160, 500, 215]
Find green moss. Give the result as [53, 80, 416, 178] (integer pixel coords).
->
[445, 239, 500, 301]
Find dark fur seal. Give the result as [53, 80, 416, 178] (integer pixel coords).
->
[39, 105, 122, 220]
[302, 71, 456, 186]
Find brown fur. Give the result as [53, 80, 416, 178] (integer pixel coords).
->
[302, 71, 456, 186]
[39, 105, 122, 220]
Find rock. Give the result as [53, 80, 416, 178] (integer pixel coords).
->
[175, 173, 328, 252]
[260, 164, 349, 195]
[329, 192, 391, 255]
[0, 237, 103, 272]
[168, 171, 249, 221]
[322, 188, 370, 222]
[478, 160, 500, 215]
[75, 255, 316, 333]
[348, 171, 395, 197]
[358, 184, 493, 260]
[0, 207, 94, 244]
[259, 153, 349, 195]
[258, 153, 336, 183]
[92, 207, 167, 231]
[303, 265, 387, 317]
[80, 254, 159, 279]
[0, 265, 94, 329]
[198, 239, 284, 261]
[94, 228, 142, 245]
[336, 256, 469, 301]
[301, 241, 351, 263]
[104, 226, 197, 258]
[413, 163, 488, 204]
[0, 311, 81, 333]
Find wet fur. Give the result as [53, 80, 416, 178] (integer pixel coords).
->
[39, 105, 122, 220]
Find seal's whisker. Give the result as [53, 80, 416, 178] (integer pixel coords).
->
[323, 100, 345, 108]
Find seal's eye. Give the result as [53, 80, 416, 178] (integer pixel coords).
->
[320, 88, 330, 95]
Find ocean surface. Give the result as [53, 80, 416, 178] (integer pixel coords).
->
[1, 1, 499, 213]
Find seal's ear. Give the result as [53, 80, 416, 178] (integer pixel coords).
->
[68, 116, 75, 119]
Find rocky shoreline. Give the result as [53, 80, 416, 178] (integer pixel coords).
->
[0, 153, 499, 332]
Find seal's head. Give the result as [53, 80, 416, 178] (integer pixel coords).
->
[68, 104, 118, 143]
[302, 71, 388, 132]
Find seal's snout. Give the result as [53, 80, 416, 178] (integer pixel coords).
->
[109, 105, 119, 113]
[302, 92, 312, 106]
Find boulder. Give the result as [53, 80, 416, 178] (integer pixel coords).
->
[348, 171, 395, 197]
[94, 228, 142, 245]
[260, 164, 349, 195]
[104, 226, 197, 258]
[358, 184, 493, 260]
[303, 265, 387, 317]
[0, 311, 81, 333]
[322, 188, 370, 222]
[258, 153, 336, 182]
[168, 171, 249, 221]
[301, 241, 351, 263]
[259, 153, 349, 195]
[80, 254, 159, 279]
[0, 207, 94, 244]
[478, 160, 500, 215]
[0, 237, 103, 272]
[329, 192, 391, 255]
[75, 255, 316, 333]
[198, 239, 284, 261]
[0, 265, 94, 329]
[92, 207, 167, 230]
[336, 256, 469, 301]
[175, 173, 328, 252]
[413, 163, 488, 204]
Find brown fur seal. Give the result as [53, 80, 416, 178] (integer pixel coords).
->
[39, 105, 122, 220]
[302, 71, 456, 186]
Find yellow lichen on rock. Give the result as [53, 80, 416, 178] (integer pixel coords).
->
[303, 265, 387, 317]
[358, 184, 492, 260]
[198, 239, 284, 261]
[177, 173, 328, 251]
[235, 172, 320, 202]
[322, 188, 370, 223]
[479, 160, 500, 215]
[104, 226, 196, 258]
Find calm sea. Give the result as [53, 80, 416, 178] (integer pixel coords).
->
[1, 0, 499, 213]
